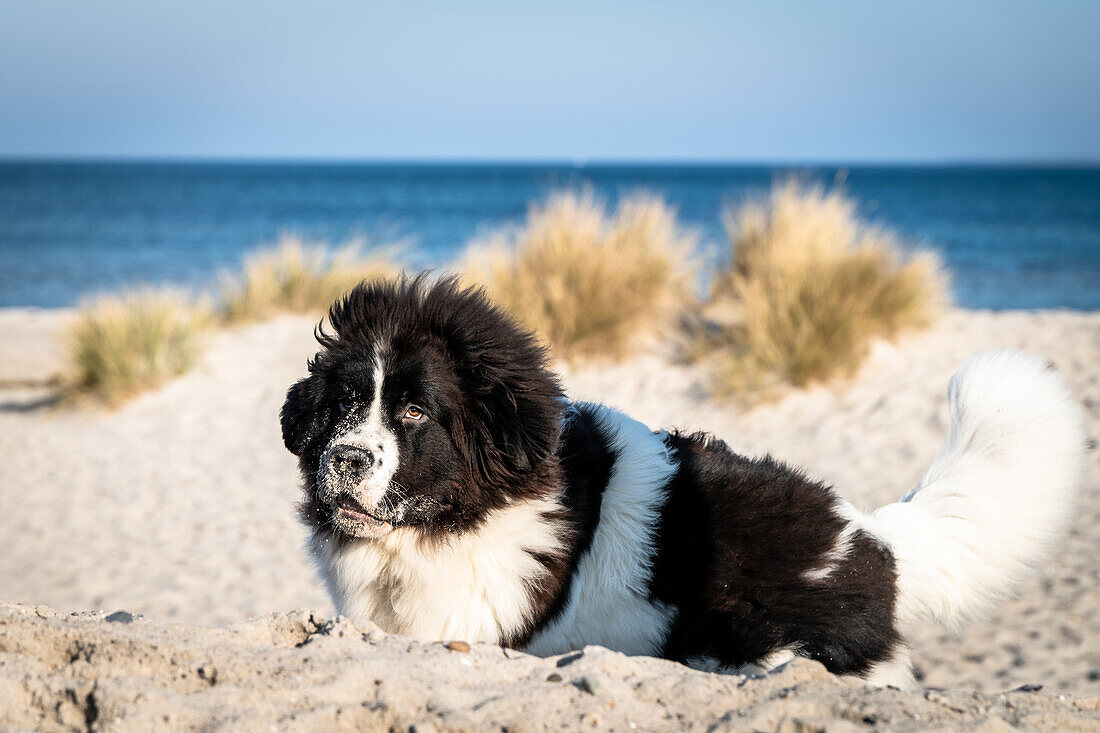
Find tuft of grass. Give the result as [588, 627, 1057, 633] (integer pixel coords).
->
[61, 238, 400, 406]
[462, 191, 698, 360]
[220, 236, 401, 324]
[701, 181, 946, 401]
[65, 290, 212, 406]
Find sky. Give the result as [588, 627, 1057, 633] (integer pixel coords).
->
[1, 1, 1098, 162]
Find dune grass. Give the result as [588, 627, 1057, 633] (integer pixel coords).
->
[59, 186, 945, 407]
[220, 236, 401, 324]
[61, 237, 402, 406]
[64, 290, 212, 406]
[699, 181, 946, 401]
[462, 191, 698, 360]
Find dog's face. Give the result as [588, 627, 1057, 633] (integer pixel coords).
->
[302, 345, 465, 539]
[281, 277, 564, 540]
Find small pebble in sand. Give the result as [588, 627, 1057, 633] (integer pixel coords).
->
[546, 673, 563, 682]
[444, 641, 470, 653]
[579, 712, 601, 727]
[105, 611, 135, 624]
[556, 651, 584, 668]
[579, 676, 604, 695]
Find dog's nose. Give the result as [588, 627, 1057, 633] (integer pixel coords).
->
[330, 444, 374, 476]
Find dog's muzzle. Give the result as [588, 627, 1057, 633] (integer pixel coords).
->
[319, 443, 396, 538]
[329, 443, 375, 483]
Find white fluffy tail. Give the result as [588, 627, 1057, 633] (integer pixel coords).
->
[871, 349, 1088, 632]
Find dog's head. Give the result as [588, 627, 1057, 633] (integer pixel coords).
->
[281, 276, 564, 539]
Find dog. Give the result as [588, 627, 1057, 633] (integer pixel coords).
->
[280, 276, 1086, 687]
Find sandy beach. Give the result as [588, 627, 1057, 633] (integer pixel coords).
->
[1, 307, 1098, 729]
[7, 602, 1100, 732]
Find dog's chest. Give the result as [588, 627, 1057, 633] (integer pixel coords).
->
[317, 498, 566, 644]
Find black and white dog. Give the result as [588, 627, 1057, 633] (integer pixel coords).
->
[281, 277, 1086, 687]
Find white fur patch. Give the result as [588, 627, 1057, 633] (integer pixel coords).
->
[862, 649, 916, 690]
[336, 355, 400, 510]
[802, 508, 858, 583]
[865, 349, 1087, 632]
[315, 496, 568, 643]
[525, 404, 678, 657]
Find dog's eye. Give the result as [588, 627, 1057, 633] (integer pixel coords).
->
[403, 405, 425, 421]
[337, 398, 354, 415]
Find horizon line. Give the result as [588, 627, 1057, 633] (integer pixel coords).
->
[1, 154, 1099, 169]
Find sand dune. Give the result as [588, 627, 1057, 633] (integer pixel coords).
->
[6, 602, 1098, 732]
[1, 307, 1097, 729]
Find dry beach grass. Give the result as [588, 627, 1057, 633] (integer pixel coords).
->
[698, 182, 946, 401]
[462, 191, 698, 360]
[64, 237, 403, 405]
[64, 290, 213, 406]
[61, 184, 946, 408]
[219, 236, 402, 325]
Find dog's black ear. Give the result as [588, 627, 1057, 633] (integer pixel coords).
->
[454, 345, 564, 491]
[281, 376, 320, 456]
[415, 275, 566, 493]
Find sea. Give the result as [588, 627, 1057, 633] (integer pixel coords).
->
[0, 161, 1097, 309]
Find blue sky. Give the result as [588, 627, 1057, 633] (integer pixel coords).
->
[1, 1, 1097, 161]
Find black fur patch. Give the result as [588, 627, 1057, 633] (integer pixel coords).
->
[650, 431, 902, 675]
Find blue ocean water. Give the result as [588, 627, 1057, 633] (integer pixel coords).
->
[0, 161, 1097, 309]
